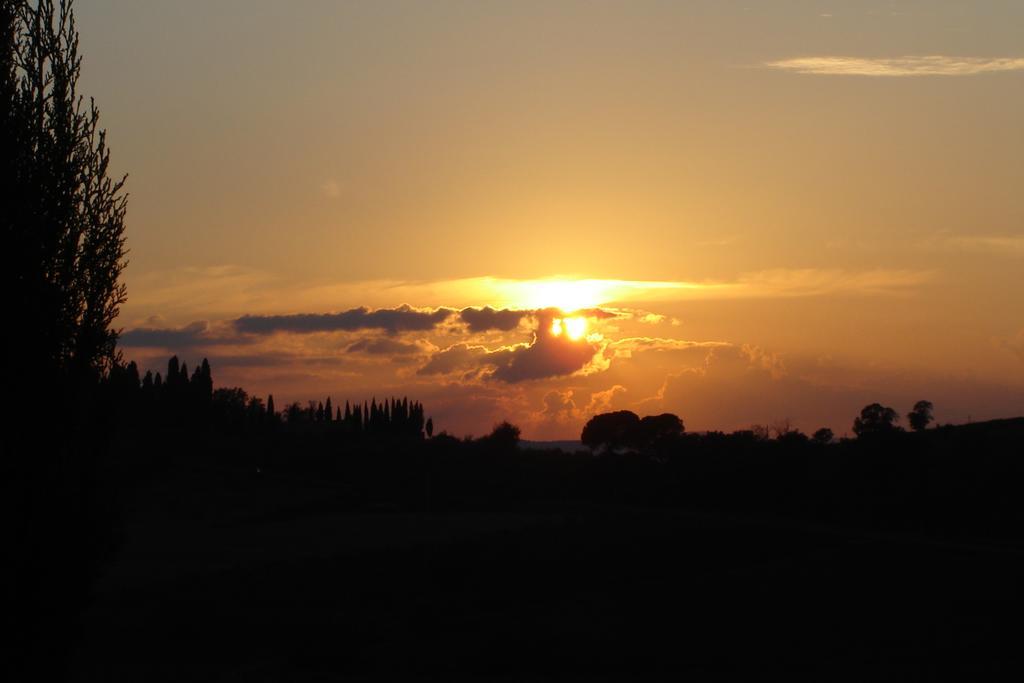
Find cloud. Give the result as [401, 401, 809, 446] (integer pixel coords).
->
[765, 56, 1024, 77]
[610, 337, 730, 353]
[123, 269, 930, 331]
[540, 389, 579, 421]
[120, 265, 280, 325]
[735, 269, 929, 297]
[585, 385, 627, 414]
[235, 305, 455, 335]
[941, 235, 1024, 256]
[459, 306, 529, 332]
[120, 321, 238, 348]
[418, 311, 605, 384]
[458, 306, 622, 333]
[346, 337, 432, 357]
[999, 330, 1024, 363]
[417, 343, 491, 377]
[321, 179, 341, 198]
[488, 330, 603, 384]
[538, 385, 626, 425]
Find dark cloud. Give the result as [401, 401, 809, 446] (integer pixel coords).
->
[419, 311, 603, 384]
[488, 332, 600, 383]
[459, 307, 528, 332]
[417, 343, 490, 376]
[575, 307, 626, 320]
[235, 305, 455, 335]
[120, 321, 233, 348]
[346, 337, 426, 356]
[458, 306, 623, 333]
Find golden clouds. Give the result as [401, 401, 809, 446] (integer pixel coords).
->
[766, 56, 1024, 77]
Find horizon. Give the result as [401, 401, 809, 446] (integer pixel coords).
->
[73, 1, 1024, 438]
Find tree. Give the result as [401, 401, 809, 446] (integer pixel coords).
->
[425, 417, 434, 438]
[4, 0, 128, 388]
[853, 403, 900, 438]
[907, 400, 933, 432]
[769, 418, 797, 440]
[4, 5, 129, 671]
[581, 410, 641, 452]
[635, 413, 684, 449]
[811, 428, 834, 445]
[485, 421, 521, 451]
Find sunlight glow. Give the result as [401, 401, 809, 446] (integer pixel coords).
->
[485, 278, 704, 312]
[563, 316, 587, 340]
[550, 316, 587, 341]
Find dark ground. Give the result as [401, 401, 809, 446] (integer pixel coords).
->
[67, 455, 1024, 682]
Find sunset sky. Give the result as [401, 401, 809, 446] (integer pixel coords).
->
[78, 1, 1024, 438]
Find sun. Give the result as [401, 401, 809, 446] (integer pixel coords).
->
[504, 278, 619, 312]
[550, 316, 587, 341]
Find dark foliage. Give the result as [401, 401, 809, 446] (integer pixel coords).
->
[852, 402, 900, 437]
[580, 410, 685, 453]
[3, 2, 128, 680]
[68, 390, 1024, 680]
[908, 399, 934, 432]
[105, 355, 432, 443]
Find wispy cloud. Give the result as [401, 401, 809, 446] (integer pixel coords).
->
[941, 235, 1024, 255]
[321, 179, 341, 198]
[765, 56, 1024, 77]
[123, 267, 932, 331]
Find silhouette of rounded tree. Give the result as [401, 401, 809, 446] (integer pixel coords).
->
[484, 421, 521, 452]
[581, 410, 641, 452]
[811, 427, 834, 445]
[853, 403, 900, 438]
[635, 413, 685, 449]
[907, 400, 934, 432]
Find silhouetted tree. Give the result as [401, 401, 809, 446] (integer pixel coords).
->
[485, 421, 521, 452]
[4, 3, 130, 669]
[246, 396, 265, 423]
[192, 358, 213, 405]
[426, 417, 434, 438]
[853, 403, 900, 438]
[811, 428, 834, 445]
[325, 397, 333, 423]
[167, 356, 180, 387]
[907, 400, 934, 432]
[769, 418, 798, 440]
[266, 394, 275, 419]
[212, 387, 248, 427]
[581, 411, 641, 452]
[4, 0, 128, 387]
[635, 413, 684, 449]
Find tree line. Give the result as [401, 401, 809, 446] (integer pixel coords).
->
[107, 355, 433, 439]
[579, 400, 936, 452]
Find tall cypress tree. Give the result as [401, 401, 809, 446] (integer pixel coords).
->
[4, 3, 129, 676]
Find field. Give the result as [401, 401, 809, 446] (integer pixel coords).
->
[69, 450, 1024, 681]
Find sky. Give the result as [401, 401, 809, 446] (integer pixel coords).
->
[76, 1, 1024, 438]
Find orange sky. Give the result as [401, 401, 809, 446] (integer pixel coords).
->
[78, 1, 1024, 438]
